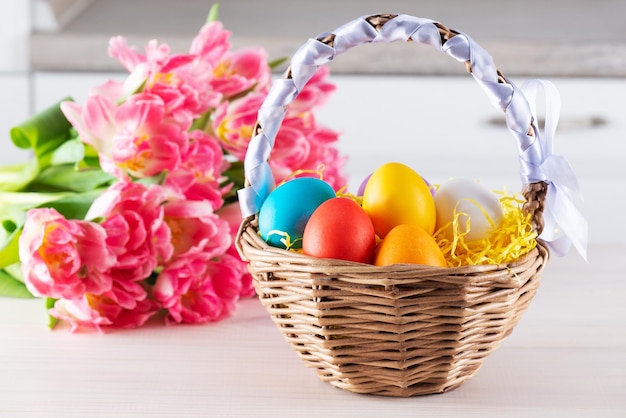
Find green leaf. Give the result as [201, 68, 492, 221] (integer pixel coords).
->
[190, 111, 212, 132]
[0, 159, 40, 192]
[3, 263, 23, 282]
[39, 189, 104, 220]
[49, 138, 85, 165]
[134, 172, 168, 189]
[225, 82, 258, 102]
[46, 297, 59, 329]
[76, 157, 101, 171]
[3, 99, 77, 193]
[0, 190, 74, 213]
[29, 164, 114, 193]
[223, 160, 244, 188]
[0, 191, 73, 241]
[0, 189, 98, 225]
[9, 97, 75, 163]
[222, 160, 245, 205]
[78, 143, 103, 169]
[206, 3, 220, 23]
[83, 143, 99, 159]
[268, 56, 289, 70]
[0, 227, 21, 269]
[0, 269, 33, 298]
[2, 220, 17, 233]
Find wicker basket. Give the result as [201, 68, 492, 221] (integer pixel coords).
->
[236, 13, 551, 397]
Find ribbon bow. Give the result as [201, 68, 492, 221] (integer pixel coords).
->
[520, 80, 588, 260]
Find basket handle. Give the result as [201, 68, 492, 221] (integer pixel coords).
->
[237, 13, 587, 259]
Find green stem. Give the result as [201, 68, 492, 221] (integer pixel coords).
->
[206, 3, 220, 23]
[0, 191, 74, 209]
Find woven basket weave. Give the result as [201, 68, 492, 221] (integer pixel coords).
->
[236, 14, 550, 397]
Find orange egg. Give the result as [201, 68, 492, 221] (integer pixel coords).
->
[362, 162, 436, 238]
[374, 224, 447, 267]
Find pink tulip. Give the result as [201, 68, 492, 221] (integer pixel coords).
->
[87, 182, 172, 281]
[217, 202, 255, 298]
[109, 36, 194, 77]
[211, 47, 271, 98]
[224, 243, 256, 298]
[212, 78, 346, 188]
[112, 93, 189, 178]
[109, 34, 217, 130]
[268, 122, 312, 183]
[109, 37, 203, 121]
[108, 36, 146, 73]
[154, 250, 241, 324]
[111, 298, 161, 329]
[212, 92, 265, 159]
[62, 93, 189, 180]
[290, 66, 336, 113]
[182, 40, 272, 114]
[300, 120, 348, 191]
[36, 16, 350, 332]
[154, 198, 239, 323]
[19, 208, 116, 300]
[189, 21, 231, 67]
[48, 297, 115, 332]
[61, 96, 117, 158]
[49, 284, 160, 332]
[108, 24, 232, 123]
[165, 130, 230, 209]
[145, 79, 199, 129]
[162, 198, 231, 259]
[89, 79, 127, 103]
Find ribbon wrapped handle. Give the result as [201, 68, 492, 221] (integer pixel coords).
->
[238, 13, 587, 260]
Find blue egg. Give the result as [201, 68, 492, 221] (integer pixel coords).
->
[258, 177, 336, 249]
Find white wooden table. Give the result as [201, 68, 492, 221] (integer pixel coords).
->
[0, 244, 624, 417]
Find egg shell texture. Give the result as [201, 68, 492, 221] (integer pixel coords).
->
[374, 223, 447, 267]
[302, 197, 377, 264]
[258, 177, 336, 249]
[362, 162, 437, 237]
[434, 178, 504, 243]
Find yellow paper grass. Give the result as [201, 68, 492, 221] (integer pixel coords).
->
[434, 190, 538, 267]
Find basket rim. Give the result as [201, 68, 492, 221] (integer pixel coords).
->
[237, 216, 550, 288]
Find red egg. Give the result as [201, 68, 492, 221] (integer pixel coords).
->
[302, 197, 376, 264]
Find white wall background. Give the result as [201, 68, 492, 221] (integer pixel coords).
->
[0, 1, 32, 164]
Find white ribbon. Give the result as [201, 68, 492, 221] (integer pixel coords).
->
[520, 79, 588, 260]
[238, 15, 476, 218]
[237, 14, 589, 261]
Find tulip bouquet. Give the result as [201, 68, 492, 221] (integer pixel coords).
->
[0, 5, 347, 332]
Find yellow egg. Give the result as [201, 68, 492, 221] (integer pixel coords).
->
[362, 162, 437, 238]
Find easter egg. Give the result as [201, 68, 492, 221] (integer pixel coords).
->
[302, 197, 376, 264]
[422, 177, 436, 197]
[358, 172, 435, 197]
[258, 177, 336, 249]
[362, 162, 437, 237]
[434, 178, 504, 243]
[374, 224, 447, 267]
[356, 173, 372, 196]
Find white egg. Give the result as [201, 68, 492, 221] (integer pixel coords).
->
[434, 178, 504, 243]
